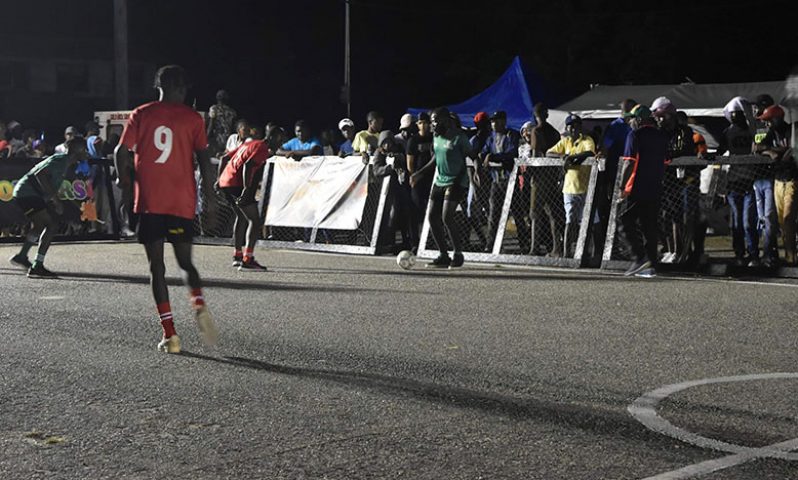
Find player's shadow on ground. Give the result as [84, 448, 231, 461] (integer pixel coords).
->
[177, 351, 653, 442]
[51, 270, 397, 294]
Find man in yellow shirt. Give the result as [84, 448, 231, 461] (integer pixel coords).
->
[546, 114, 595, 257]
[352, 111, 384, 158]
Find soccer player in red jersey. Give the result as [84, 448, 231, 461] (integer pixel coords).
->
[114, 65, 218, 353]
[216, 133, 271, 271]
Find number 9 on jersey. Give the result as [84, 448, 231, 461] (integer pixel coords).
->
[154, 126, 173, 164]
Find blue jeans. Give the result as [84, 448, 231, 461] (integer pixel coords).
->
[727, 190, 758, 259]
[753, 178, 777, 259]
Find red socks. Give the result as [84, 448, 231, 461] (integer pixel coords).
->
[233, 248, 242, 258]
[157, 302, 176, 338]
[190, 288, 205, 309]
[243, 248, 254, 263]
[156, 290, 205, 339]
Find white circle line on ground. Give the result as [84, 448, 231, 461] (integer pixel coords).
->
[628, 372, 798, 461]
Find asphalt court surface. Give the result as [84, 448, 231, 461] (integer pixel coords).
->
[1, 242, 797, 479]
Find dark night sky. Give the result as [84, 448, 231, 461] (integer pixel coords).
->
[2, 0, 797, 137]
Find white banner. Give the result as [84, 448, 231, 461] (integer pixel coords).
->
[265, 156, 369, 229]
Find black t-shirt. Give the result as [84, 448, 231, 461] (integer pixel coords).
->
[406, 133, 433, 172]
[762, 123, 795, 181]
[722, 124, 756, 191]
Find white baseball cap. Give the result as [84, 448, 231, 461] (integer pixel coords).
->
[399, 113, 415, 130]
[338, 118, 354, 131]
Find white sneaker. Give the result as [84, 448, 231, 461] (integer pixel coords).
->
[635, 268, 657, 278]
[195, 306, 218, 346]
[660, 252, 675, 264]
[157, 335, 181, 353]
[624, 260, 651, 277]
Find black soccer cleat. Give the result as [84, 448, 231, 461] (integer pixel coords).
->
[426, 254, 451, 268]
[9, 254, 32, 270]
[448, 253, 464, 269]
[27, 263, 58, 279]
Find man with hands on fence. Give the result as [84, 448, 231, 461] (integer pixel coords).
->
[618, 105, 670, 278]
[755, 104, 795, 266]
[546, 114, 595, 257]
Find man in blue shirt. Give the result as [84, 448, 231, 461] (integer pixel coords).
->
[479, 111, 529, 253]
[276, 120, 323, 160]
[594, 99, 635, 256]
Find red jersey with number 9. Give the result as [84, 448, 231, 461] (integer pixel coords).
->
[120, 101, 208, 219]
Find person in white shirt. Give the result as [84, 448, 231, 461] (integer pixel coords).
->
[54, 126, 79, 154]
[225, 119, 249, 153]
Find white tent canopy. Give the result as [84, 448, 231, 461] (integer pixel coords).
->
[557, 81, 791, 120]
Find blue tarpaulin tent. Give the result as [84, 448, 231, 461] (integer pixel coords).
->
[407, 56, 539, 131]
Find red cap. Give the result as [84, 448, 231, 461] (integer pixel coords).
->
[473, 111, 489, 124]
[757, 105, 785, 121]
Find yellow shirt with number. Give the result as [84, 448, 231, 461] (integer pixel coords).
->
[547, 134, 595, 194]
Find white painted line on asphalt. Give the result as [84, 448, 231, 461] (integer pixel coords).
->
[39, 296, 65, 300]
[642, 437, 798, 480]
[657, 275, 798, 289]
[630, 373, 798, 479]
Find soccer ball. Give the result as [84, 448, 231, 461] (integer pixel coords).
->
[396, 250, 416, 270]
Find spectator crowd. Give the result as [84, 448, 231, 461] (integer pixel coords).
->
[1, 88, 794, 276]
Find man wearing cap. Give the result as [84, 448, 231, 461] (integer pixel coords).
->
[754, 94, 775, 145]
[751, 94, 778, 265]
[756, 104, 795, 266]
[394, 114, 416, 153]
[206, 89, 237, 157]
[619, 105, 670, 278]
[338, 118, 356, 156]
[480, 110, 528, 253]
[466, 111, 491, 250]
[406, 112, 434, 251]
[55, 126, 79, 154]
[651, 97, 682, 264]
[718, 98, 759, 266]
[546, 113, 595, 257]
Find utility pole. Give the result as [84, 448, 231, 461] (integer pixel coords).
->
[344, 0, 351, 118]
[114, 0, 129, 110]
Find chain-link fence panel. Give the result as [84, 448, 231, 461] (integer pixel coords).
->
[246, 156, 391, 255]
[0, 157, 120, 243]
[602, 154, 780, 271]
[417, 156, 600, 267]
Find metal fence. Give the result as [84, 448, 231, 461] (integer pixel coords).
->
[416, 156, 601, 268]
[602, 154, 781, 272]
[239, 157, 393, 255]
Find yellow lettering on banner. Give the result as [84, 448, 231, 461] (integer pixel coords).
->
[0, 180, 14, 202]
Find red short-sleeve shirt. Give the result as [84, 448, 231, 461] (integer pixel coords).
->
[218, 140, 271, 188]
[120, 101, 207, 219]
